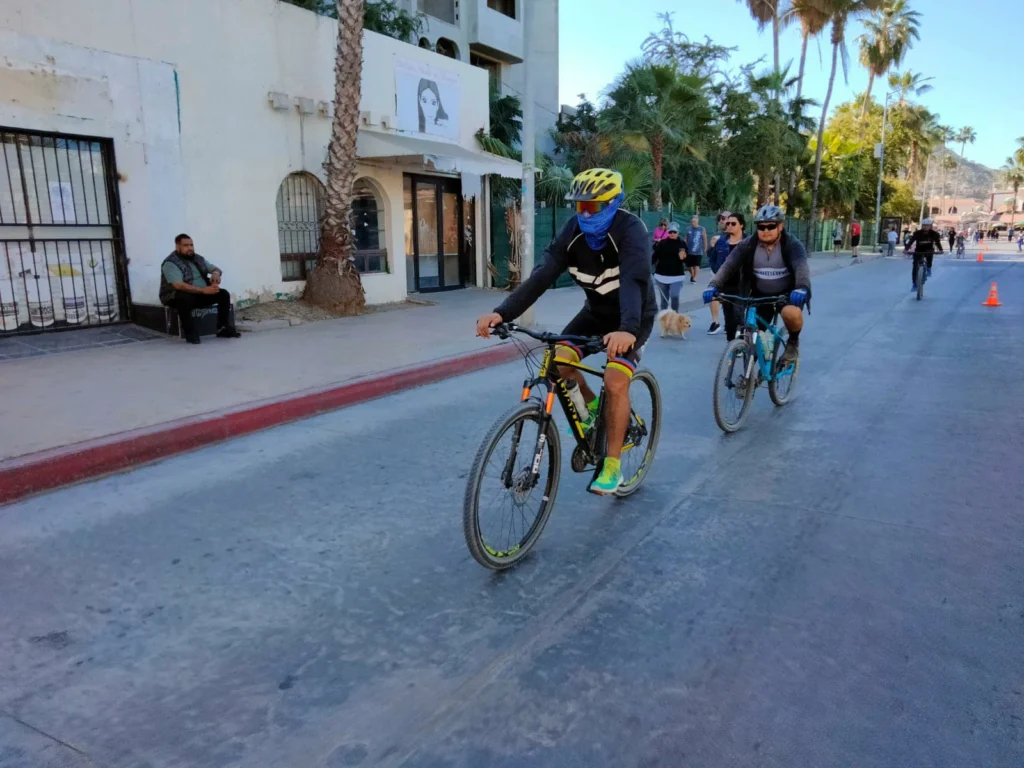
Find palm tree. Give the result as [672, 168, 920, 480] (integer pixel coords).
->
[1002, 161, 1024, 231]
[738, 1, 782, 83]
[808, 0, 885, 237]
[902, 105, 940, 188]
[304, 0, 366, 314]
[937, 125, 955, 214]
[949, 125, 977, 212]
[888, 69, 933, 105]
[856, 0, 921, 119]
[601, 62, 711, 210]
[782, 0, 829, 201]
[1014, 136, 1024, 168]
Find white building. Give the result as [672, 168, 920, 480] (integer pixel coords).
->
[403, 0, 560, 154]
[0, 0, 539, 336]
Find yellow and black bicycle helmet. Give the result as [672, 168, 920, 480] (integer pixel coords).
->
[565, 168, 624, 202]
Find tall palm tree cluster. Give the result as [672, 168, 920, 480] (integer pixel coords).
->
[532, 0, 948, 238]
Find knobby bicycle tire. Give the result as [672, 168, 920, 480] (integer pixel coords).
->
[615, 369, 663, 497]
[768, 332, 798, 407]
[463, 401, 561, 570]
[713, 338, 755, 433]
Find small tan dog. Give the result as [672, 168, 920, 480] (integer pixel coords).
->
[657, 310, 692, 339]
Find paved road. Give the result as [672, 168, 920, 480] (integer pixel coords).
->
[2, 257, 1022, 768]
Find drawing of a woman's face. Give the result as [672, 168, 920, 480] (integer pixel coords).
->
[419, 88, 439, 124]
[416, 78, 448, 134]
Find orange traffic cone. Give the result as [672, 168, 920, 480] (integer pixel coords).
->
[977, 252, 984, 262]
[982, 283, 1002, 307]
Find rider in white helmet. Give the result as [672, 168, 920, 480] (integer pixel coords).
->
[702, 205, 810, 365]
[904, 218, 943, 292]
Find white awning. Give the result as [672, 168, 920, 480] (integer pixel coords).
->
[357, 130, 522, 179]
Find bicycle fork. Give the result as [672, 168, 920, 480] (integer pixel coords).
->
[502, 387, 556, 489]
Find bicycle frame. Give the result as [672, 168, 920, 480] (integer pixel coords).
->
[521, 344, 607, 450]
[719, 295, 795, 384]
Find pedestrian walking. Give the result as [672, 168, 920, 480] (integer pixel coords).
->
[947, 228, 955, 252]
[832, 221, 843, 257]
[684, 216, 708, 283]
[652, 218, 669, 244]
[850, 219, 862, 258]
[887, 226, 898, 257]
[706, 210, 734, 335]
[652, 222, 685, 312]
[710, 212, 746, 340]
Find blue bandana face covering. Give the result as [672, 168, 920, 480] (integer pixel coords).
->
[577, 193, 624, 250]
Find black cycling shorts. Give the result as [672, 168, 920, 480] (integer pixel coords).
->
[556, 306, 654, 373]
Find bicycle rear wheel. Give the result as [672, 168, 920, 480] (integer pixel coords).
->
[616, 369, 662, 497]
[916, 262, 925, 301]
[768, 330, 798, 407]
[463, 402, 561, 570]
[713, 338, 755, 433]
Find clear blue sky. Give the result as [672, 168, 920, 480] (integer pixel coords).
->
[558, 0, 1020, 170]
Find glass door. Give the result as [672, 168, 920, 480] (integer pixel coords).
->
[404, 174, 464, 292]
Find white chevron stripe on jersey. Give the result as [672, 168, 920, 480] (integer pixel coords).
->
[593, 279, 621, 295]
[569, 266, 620, 285]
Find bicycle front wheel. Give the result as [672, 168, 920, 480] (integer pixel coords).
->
[713, 338, 755, 433]
[616, 370, 662, 497]
[768, 331, 798, 407]
[916, 263, 925, 301]
[463, 402, 561, 570]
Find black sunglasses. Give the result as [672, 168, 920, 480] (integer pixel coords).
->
[756, 223, 779, 232]
[725, 221, 737, 227]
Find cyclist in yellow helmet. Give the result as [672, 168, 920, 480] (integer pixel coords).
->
[476, 168, 656, 495]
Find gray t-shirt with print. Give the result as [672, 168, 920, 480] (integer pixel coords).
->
[753, 242, 791, 295]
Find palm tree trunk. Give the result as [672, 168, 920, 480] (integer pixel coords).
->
[859, 72, 875, 121]
[651, 133, 664, 211]
[809, 39, 840, 248]
[304, 0, 366, 315]
[950, 140, 967, 214]
[772, 11, 780, 83]
[788, 30, 810, 201]
[940, 145, 949, 215]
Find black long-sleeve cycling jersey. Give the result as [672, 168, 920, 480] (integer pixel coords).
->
[906, 228, 943, 254]
[494, 210, 655, 336]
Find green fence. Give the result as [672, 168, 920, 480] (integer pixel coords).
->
[488, 205, 868, 290]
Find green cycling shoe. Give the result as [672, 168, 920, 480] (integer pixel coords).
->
[568, 397, 602, 436]
[588, 457, 623, 496]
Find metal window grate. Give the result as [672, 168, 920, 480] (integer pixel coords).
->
[1, 128, 128, 336]
[276, 172, 325, 281]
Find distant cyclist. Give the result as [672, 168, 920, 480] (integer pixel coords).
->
[475, 168, 656, 496]
[702, 205, 810, 365]
[955, 231, 966, 258]
[904, 218, 943, 292]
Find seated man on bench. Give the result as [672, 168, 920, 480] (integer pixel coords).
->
[159, 233, 240, 344]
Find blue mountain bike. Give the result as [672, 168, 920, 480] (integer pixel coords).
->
[712, 295, 798, 433]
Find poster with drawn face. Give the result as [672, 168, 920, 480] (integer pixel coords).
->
[394, 58, 460, 141]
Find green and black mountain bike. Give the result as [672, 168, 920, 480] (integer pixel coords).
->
[463, 323, 662, 570]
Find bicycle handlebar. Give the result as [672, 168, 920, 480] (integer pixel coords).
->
[716, 294, 789, 306]
[491, 322, 606, 352]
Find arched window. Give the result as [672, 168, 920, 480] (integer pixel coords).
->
[418, 37, 432, 50]
[351, 178, 388, 273]
[276, 172, 325, 281]
[435, 38, 459, 59]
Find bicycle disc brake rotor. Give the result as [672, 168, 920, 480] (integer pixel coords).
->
[510, 467, 535, 503]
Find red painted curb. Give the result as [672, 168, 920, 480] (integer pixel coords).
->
[0, 343, 522, 505]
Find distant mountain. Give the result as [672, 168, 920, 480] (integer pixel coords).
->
[929, 148, 999, 200]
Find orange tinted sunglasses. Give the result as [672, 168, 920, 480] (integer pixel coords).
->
[575, 200, 608, 215]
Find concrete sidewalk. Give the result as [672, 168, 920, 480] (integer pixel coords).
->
[0, 250, 873, 498]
